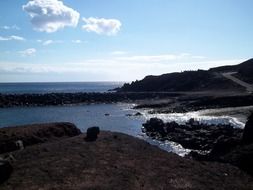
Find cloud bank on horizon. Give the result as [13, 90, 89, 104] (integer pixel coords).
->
[0, 0, 252, 82]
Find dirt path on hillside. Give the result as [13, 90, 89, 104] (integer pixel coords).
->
[222, 72, 253, 93]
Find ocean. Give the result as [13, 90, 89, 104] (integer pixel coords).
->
[0, 103, 190, 155]
[0, 82, 124, 94]
[0, 82, 248, 156]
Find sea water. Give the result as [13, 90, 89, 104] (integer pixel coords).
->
[0, 82, 124, 94]
[0, 82, 250, 156]
[0, 103, 248, 156]
[0, 103, 190, 155]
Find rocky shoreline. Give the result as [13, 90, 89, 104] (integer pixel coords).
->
[1, 92, 253, 113]
[142, 113, 253, 175]
[0, 92, 182, 108]
[1, 123, 253, 189]
[142, 118, 243, 151]
[135, 93, 253, 113]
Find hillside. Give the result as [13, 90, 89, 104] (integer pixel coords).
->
[118, 59, 253, 92]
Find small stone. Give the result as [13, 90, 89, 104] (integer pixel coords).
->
[85, 127, 100, 142]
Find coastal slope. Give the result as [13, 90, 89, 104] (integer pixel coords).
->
[118, 59, 253, 92]
[1, 123, 253, 190]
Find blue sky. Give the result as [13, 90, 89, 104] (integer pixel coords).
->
[0, 0, 252, 82]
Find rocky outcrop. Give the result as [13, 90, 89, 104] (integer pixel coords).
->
[220, 143, 253, 175]
[0, 122, 81, 154]
[0, 160, 12, 184]
[1, 131, 253, 190]
[141, 116, 253, 176]
[242, 113, 253, 144]
[142, 118, 242, 151]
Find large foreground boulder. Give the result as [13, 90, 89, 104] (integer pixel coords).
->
[221, 143, 253, 175]
[242, 113, 253, 144]
[0, 160, 13, 184]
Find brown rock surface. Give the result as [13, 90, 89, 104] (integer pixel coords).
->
[1, 131, 253, 190]
[0, 122, 81, 154]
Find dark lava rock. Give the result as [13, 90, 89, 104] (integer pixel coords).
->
[134, 112, 142, 116]
[0, 160, 13, 184]
[221, 143, 253, 175]
[105, 113, 110, 116]
[85, 127, 100, 142]
[242, 113, 253, 144]
[142, 118, 243, 151]
[142, 118, 167, 137]
[188, 115, 253, 176]
[210, 136, 241, 157]
[0, 122, 81, 154]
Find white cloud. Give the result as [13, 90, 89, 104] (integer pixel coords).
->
[10, 35, 25, 41]
[82, 17, 121, 36]
[43, 40, 53, 45]
[0, 35, 25, 41]
[23, 0, 80, 33]
[1, 25, 20, 30]
[36, 39, 62, 45]
[19, 48, 37, 57]
[0, 58, 246, 82]
[72, 40, 83, 43]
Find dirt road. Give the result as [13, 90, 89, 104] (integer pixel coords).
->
[222, 72, 253, 93]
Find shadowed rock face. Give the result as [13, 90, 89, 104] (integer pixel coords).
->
[0, 160, 13, 184]
[0, 122, 81, 154]
[242, 113, 253, 144]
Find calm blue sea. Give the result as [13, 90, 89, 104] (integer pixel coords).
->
[0, 103, 187, 154]
[0, 82, 124, 94]
[0, 82, 246, 155]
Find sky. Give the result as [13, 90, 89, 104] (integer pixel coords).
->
[0, 0, 252, 82]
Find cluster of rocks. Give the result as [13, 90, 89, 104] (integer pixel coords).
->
[142, 118, 242, 151]
[0, 92, 180, 107]
[142, 114, 253, 175]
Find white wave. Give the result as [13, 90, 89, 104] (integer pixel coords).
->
[140, 109, 245, 128]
